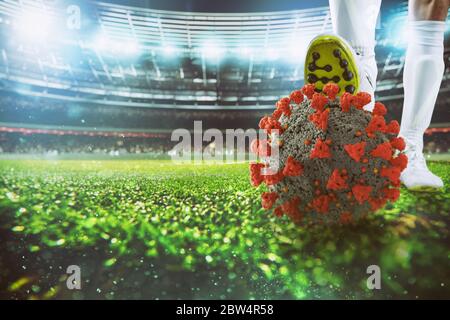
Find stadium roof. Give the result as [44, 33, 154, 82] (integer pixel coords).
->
[0, 0, 333, 50]
[94, 2, 332, 50]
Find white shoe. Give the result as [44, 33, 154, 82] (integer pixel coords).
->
[358, 54, 377, 112]
[400, 141, 444, 191]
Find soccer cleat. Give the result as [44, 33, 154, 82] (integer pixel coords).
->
[304, 34, 360, 96]
[400, 140, 444, 192]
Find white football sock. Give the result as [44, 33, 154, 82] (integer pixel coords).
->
[329, 0, 381, 110]
[400, 20, 445, 190]
[400, 20, 445, 147]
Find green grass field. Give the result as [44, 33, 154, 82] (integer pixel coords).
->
[0, 159, 449, 299]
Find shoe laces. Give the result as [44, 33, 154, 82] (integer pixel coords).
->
[406, 143, 427, 170]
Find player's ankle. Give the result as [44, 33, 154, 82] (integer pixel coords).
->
[358, 54, 377, 111]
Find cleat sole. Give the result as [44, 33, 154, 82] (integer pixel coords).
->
[304, 34, 360, 96]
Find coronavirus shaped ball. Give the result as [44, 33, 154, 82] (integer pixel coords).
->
[249, 83, 407, 224]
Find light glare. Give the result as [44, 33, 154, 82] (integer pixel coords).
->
[15, 10, 52, 41]
[202, 44, 223, 60]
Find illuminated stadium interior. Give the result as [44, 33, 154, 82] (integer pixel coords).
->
[0, 0, 450, 302]
[0, 0, 448, 152]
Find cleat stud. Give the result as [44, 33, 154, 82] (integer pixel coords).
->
[333, 49, 341, 57]
[323, 65, 332, 72]
[320, 77, 330, 84]
[307, 74, 318, 83]
[312, 52, 320, 60]
[308, 63, 316, 71]
[332, 76, 340, 83]
[345, 85, 355, 93]
[343, 71, 354, 81]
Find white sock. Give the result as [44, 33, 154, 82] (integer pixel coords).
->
[329, 0, 381, 109]
[400, 20, 446, 151]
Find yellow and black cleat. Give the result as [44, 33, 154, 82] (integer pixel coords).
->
[304, 34, 360, 96]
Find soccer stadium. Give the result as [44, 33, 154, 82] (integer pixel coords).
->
[0, 0, 449, 300]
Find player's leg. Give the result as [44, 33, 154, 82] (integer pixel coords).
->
[304, 0, 381, 110]
[400, 0, 448, 191]
[330, 0, 381, 110]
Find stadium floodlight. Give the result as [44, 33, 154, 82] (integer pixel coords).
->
[265, 48, 279, 60]
[386, 15, 408, 48]
[15, 9, 53, 42]
[91, 33, 140, 56]
[91, 34, 115, 52]
[162, 45, 176, 56]
[123, 40, 140, 55]
[281, 37, 311, 64]
[285, 46, 303, 63]
[238, 46, 252, 58]
[202, 44, 224, 60]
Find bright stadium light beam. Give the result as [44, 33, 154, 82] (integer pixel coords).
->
[91, 33, 110, 52]
[91, 33, 140, 57]
[162, 45, 176, 56]
[283, 36, 310, 64]
[265, 48, 279, 61]
[286, 46, 304, 63]
[123, 40, 140, 55]
[386, 15, 408, 48]
[238, 46, 252, 58]
[202, 44, 223, 60]
[15, 9, 53, 42]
